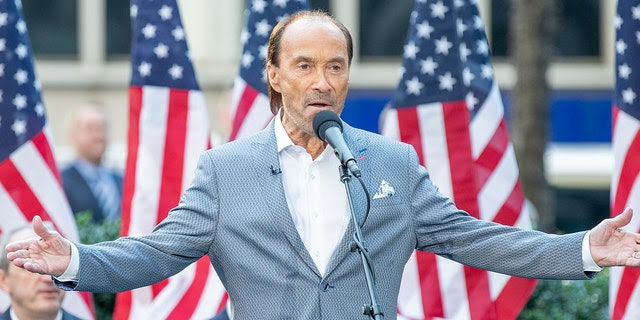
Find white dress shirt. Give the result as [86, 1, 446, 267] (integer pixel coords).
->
[274, 114, 350, 276]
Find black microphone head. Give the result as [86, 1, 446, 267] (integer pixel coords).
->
[312, 110, 342, 141]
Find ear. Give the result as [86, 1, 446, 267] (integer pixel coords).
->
[0, 269, 10, 293]
[266, 63, 282, 93]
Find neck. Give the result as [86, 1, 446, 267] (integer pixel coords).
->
[285, 126, 326, 159]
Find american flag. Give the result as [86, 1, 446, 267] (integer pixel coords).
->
[112, 1, 225, 319]
[228, 0, 309, 141]
[0, 0, 94, 318]
[380, 0, 537, 318]
[610, 1, 640, 319]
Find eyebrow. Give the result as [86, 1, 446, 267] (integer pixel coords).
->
[292, 55, 346, 64]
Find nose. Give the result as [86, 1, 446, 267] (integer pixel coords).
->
[311, 69, 331, 93]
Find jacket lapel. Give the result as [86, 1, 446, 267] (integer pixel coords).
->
[252, 122, 322, 278]
[323, 124, 372, 278]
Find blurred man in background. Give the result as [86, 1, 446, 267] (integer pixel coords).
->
[0, 224, 83, 320]
[61, 103, 122, 223]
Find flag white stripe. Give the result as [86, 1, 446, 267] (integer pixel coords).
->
[128, 86, 170, 319]
[229, 77, 246, 117]
[397, 252, 424, 319]
[621, 283, 640, 319]
[146, 263, 198, 318]
[130, 86, 169, 236]
[380, 108, 400, 141]
[436, 257, 470, 319]
[235, 93, 272, 140]
[514, 202, 533, 230]
[470, 83, 503, 159]
[418, 103, 453, 198]
[183, 90, 210, 191]
[11, 142, 78, 241]
[487, 271, 510, 300]
[192, 266, 228, 319]
[129, 286, 153, 320]
[610, 266, 624, 316]
[611, 112, 639, 201]
[478, 144, 518, 221]
[0, 183, 29, 233]
[61, 291, 94, 320]
[229, 77, 273, 140]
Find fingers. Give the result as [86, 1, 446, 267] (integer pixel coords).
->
[611, 207, 634, 229]
[5, 239, 32, 253]
[32, 215, 54, 241]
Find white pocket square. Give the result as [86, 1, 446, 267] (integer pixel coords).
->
[373, 180, 395, 199]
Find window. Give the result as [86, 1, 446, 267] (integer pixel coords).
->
[106, 1, 131, 58]
[22, 0, 77, 58]
[358, 0, 414, 59]
[490, 0, 600, 58]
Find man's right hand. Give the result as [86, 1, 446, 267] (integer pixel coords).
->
[5, 215, 72, 276]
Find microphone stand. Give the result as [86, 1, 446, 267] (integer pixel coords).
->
[339, 165, 384, 319]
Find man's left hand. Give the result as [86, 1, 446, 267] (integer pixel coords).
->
[590, 208, 640, 267]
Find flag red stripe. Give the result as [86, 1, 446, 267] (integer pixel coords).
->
[612, 126, 640, 216]
[611, 108, 640, 319]
[156, 89, 189, 225]
[613, 268, 640, 320]
[475, 120, 509, 186]
[463, 265, 496, 320]
[0, 159, 54, 223]
[216, 293, 229, 314]
[113, 86, 143, 320]
[397, 107, 426, 165]
[121, 86, 143, 237]
[494, 277, 537, 320]
[31, 132, 63, 185]
[442, 101, 479, 216]
[442, 101, 492, 320]
[229, 85, 259, 141]
[149, 89, 189, 299]
[416, 252, 444, 318]
[397, 106, 445, 318]
[492, 182, 524, 226]
[166, 257, 211, 319]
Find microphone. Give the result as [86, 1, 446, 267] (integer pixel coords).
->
[270, 165, 282, 175]
[312, 110, 361, 178]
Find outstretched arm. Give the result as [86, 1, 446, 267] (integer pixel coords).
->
[5, 215, 72, 276]
[590, 208, 640, 267]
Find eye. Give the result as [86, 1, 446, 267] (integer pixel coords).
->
[298, 63, 311, 71]
[329, 64, 343, 72]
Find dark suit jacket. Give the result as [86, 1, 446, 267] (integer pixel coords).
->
[0, 307, 84, 320]
[61, 163, 123, 222]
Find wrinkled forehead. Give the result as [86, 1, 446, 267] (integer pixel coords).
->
[280, 18, 348, 58]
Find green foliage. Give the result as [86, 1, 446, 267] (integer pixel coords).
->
[518, 268, 609, 320]
[75, 211, 121, 320]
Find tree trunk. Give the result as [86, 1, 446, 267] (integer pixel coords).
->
[509, 0, 556, 232]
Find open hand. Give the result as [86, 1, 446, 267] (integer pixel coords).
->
[590, 208, 640, 267]
[5, 216, 72, 276]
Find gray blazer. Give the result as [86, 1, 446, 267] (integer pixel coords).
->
[57, 121, 591, 319]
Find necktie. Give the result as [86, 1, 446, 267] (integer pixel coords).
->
[93, 169, 120, 220]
